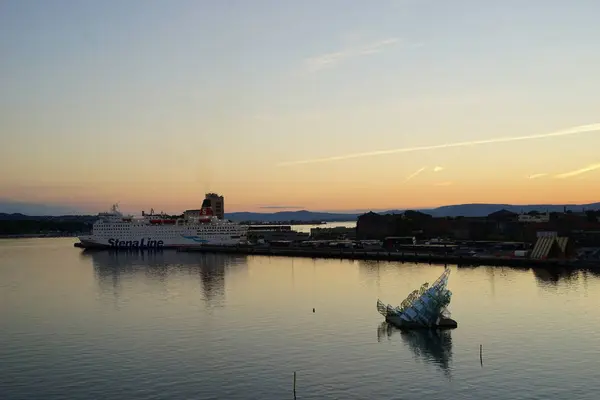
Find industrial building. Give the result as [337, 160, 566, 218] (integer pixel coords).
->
[247, 225, 309, 243]
[204, 193, 224, 219]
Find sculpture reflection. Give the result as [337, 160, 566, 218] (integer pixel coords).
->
[81, 249, 247, 305]
[377, 322, 453, 379]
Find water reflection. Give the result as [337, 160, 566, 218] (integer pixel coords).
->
[584, 269, 600, 278]
[357, 260, 382, 287]
[532, 267, 579, 286]
[81, 250, 247, 304]
[376, 322, 453, 379]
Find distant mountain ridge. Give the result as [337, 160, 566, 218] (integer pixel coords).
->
[223, 202, 600, 222]
[0, 200, 83, 216]
[1, 200, 599, 221]
[418, 202, 600, 217]
[223, 210, 358, 222]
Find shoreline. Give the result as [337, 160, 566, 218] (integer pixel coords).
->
[1, 234, 78, 239]
[74, 243, 597, 270]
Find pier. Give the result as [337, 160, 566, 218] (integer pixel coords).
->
[174, 244, 593, 269]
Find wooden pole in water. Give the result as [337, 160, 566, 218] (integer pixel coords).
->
[293, 371, 297, 398]
[480, 344, 483, 366]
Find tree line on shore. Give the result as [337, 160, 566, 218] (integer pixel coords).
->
[1, 209, 599, 237]
[0, 214, 95, 235]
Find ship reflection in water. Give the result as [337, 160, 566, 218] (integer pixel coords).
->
[377, 322, 453, 379]
[81, 250, 247, 305]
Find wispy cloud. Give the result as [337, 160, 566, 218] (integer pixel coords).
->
[305, 38, 400, 73]
[554, 163, 600, 179]
[528, 173, 547, 180]
[434, 181, 453, 186]
[277, 123, 600, 166]
[404, 166, 427, 182]
[260, 205, 305, 209]
[433, 166, 445, 172]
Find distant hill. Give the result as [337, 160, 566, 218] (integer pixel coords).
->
[1, 200, 599, 221]
[225, 202, 600, 221]
[422, 203, 600, 218]
[224, 210, 360, 222]
[0, 200, 83, 216]
[0, 213, 98, 222]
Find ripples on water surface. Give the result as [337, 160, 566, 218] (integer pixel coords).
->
[1, 238, 600, 399]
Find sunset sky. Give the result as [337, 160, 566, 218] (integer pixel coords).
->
[1, 0, 600, 213]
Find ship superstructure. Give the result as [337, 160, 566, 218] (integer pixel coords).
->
[77, 199, 247, 249]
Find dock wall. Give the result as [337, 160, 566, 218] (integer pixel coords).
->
[175, 245, 588, 268]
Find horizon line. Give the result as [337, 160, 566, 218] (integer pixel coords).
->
[2, 200, 598, 217]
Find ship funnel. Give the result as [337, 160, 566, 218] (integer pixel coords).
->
[200, 199, 214, 216]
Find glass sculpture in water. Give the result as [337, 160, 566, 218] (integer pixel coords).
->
[377, 267, 452, 327]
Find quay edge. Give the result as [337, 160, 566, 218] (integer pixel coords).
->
[174, 245, 595, 269]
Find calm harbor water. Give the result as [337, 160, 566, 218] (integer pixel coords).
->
[2, 238, 600, 399]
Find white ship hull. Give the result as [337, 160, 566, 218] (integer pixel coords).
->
[76, 202, 248, 249]
[78, 230, 246, 249]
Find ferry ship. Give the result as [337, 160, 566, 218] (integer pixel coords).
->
[77, 200, 248, 249]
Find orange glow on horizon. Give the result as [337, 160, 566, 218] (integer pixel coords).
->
[4, 175, 598, 214]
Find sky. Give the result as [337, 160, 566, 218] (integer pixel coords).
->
[1, 0, 600, 213]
